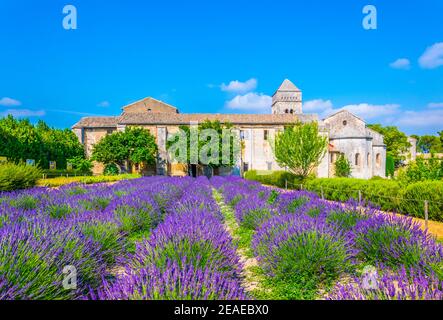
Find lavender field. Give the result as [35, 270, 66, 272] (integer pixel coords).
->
[0, 176, 442, 300]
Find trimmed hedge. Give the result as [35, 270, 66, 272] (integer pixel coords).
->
[37, 174, 141, 188]
[244, 170, 303, 189]
[245, 170, 443, 222]
[0, 163, 42, 191]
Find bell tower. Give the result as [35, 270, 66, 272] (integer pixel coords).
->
[271, 79, 302, 114]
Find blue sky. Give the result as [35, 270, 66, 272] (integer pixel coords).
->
[0, 0, 442, 135]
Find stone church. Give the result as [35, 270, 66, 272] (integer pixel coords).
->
[72, 79, 387, 179]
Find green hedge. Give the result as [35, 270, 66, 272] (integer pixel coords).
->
[244, 170, 303, 189]
[399, 181, 443, 222]
[245, 171, 443, 222]
[0, 163, 42, 191]
[42, 169, 92, 178]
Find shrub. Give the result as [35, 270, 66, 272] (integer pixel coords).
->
[334, 154, 351, 177]
[81, 221, 124, 265]
[37, 174, 140, 187]
[130, 211, 241, 279]
[104, 163, 119, 176]
[399, 181, 443, 221]
[253, 214, 352, 297]
[352, 214, 443, 270]
[328, 266, 443, 300]
[0, 220, 105, 299]
[244, 170, 303, 189]
[0, 162, 42, 191]
[94, 261, 247, 300]
[386, 155, 395, 178]
[326, 209, 368, 230]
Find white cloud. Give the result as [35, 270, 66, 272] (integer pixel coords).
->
[419, 42, 443, 69]
[221, 78, 257, 94]
[339, 103, 400, 119]
[225, 92, 272, 112]
[427, 102, 443, 108]
[0, 97, 22, 107]
[389, 58, 411, 70]
[394, 109, 443, 128]
[0, 109, 45, 117]
[97, 101, 110, 107]
[303, 99, 334, 117]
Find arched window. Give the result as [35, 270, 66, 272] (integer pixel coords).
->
[290, 109, 294, 114]
[355, 153, 361, 166]
[376, 153, 381, 168]
[285, 109, 289, 113]
[367, 153, 371, 166]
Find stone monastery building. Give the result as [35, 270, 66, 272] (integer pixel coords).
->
[72, 79, 386, 178]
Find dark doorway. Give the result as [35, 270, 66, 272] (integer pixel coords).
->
[190, 164, 197, 177]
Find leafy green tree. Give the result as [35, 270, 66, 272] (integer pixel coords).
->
[273, 122, 328, 178]
[412, 134, 443, 153]
[397, 156, 443, 184]
[67, 156, 93, 173]
[91, 127, 158, 171]
[386, 155, 395, 178]
[368, 124, 411, 166]
[0, 115, 84, 169]
[166, 120, 238, 168]
[334, 154, 351, 177]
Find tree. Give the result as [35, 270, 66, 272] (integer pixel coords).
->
[413, 135, 443, 154]
[91, 127, 158, 171]
[273, 122, 328, 178]
[386, 155, 395, 178]
[67, 156, 93, 173]
[367, 124, 411, 166]
[334, 154, 351, 177]
[166, 120, 239, 169]
[0, 115, 84, 169]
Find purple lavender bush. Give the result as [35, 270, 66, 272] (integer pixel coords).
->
[352, 213, 443, 271]
[252, 213, 353, 297]
[93, 260, 247, 300]
[327, 266, 443, 300]
[0, 219, 106, 299]
[129, 210, 242, 279]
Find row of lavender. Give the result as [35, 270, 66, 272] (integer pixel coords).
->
[0, 177, 246, 299]
[93, 176, 246, 299]
[212, 176, 443, 300]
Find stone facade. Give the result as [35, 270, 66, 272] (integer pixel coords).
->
[72, 79, 389, 179]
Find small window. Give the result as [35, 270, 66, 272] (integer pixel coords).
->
[343, 120, 347, 126]
[147, 108, 152, 112]
[106, 129, 113, 135]
[285, 109, 289, 113]
[243, 162, 249, 172]
[264, 130, 269, 141]
[290, 109, 294, 114]
[355, 153, 361, 166]
[376, 153, 381, 168]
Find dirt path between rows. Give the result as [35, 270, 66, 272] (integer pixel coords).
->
[212, 189, 264, 295]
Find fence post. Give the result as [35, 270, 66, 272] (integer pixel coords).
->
[424, 200, 429, 230]
[358, 190, 362, 205]
[285, 180, 288, 190]
[300, 184, 303, 191]
[321, 186, 324, 200]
